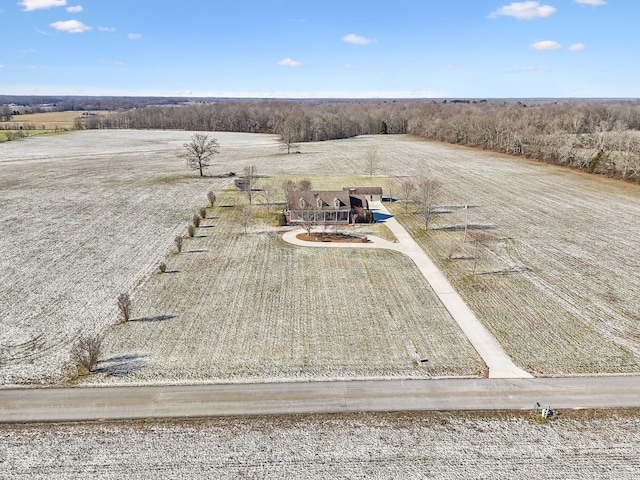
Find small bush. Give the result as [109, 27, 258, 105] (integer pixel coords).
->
[118, 293, 131, 323]
[72, 335, 102, 374]
[199, 207, 207, 219]
[192, 215, 201, 227]
[275, 212, 287, 226]
[187, 224, 195, 237]
[207, 191, 216, 207]
[158, 262, 167, 273]
[174, 235, 183, 253]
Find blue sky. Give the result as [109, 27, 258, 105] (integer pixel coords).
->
[1, 0, 637, 98]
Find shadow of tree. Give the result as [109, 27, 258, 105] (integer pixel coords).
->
[433, 223, 498, 232]
[96, 353, 148, 377]
[130, 314, 176, 322]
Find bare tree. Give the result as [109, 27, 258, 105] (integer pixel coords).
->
[364, 148, 379, 177]
[282, 179, 296, 201]
[239, 207, 252, 234]
[296, 178, 312, 191]
[207, 191, 216, 207]
[298, 202, 320, 236]
[118, 293, 132, 323]
[174, 235, 183, 253]
[398, 179, 417, 213]
[277, 113, 304, 153]
[183, 133, 219, 177]
[259, 182, 280, 214]
[243, 165, 258, 205]
[72, 335, 102, 374]
[415, 177, 442, 229]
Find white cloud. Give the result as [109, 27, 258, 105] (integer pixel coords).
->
[342, 34, 376, 45]
[50, 19, 90, 33]
[575, 0, 605, 5]
[446, 64, 460, 70]
[98, 26, 115, 32]
[489, 2, 557, 20]
[568, 43, 586, 51]
[19, 0, 66, 11]
[278, 57, 302, 67]
[0, 65, 4, 69]
[531, 40, 561, 50]
[66, 5, 82, 13]
[127, 33, 142, 40]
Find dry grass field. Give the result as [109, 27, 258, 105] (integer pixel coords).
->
[2, 410, 639, 479]
[1, 111, 103, 130]
[1, 130, 639, 385]
[83, 186, 482, 385]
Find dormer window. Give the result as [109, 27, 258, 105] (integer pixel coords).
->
[317, 198, 324, 208]
[333, 197, 341, 208]
[299, 197, 307, 208]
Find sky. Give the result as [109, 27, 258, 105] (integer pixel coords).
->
[1, 0, 638, 98]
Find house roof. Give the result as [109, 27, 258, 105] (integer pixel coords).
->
[342, 186, 383, 195]
[287, 191, 352, 211]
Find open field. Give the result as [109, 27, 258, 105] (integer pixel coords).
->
[1, 111, 106, 131]
[1, 130, 639, 384]
[83, 186, 483, 385]
[2, 410, 639, 479]
[381, 142, 640, 375]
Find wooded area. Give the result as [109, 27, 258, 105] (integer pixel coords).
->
[68, 99, 640, 181]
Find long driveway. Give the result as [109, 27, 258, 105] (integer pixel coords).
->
[2, 376, 639, 423]
[283, 201, 532, 379]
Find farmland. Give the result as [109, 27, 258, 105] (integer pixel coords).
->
[1, 130, 639, 385]
[2, 410, 639, 479]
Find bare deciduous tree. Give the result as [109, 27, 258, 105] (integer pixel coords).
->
[243, 165, 258, 205]
[239, 207, 252, 234]
[296, 179, 312, 191]
[118, 293, 132, 323]
[415, 177, 442, 229]
[207, 191, 216, 207]
[183, 133, 219, 177]
[365, 148, 379, 177]
[259, 182, 280, 214]
[398, 178, 417, 213]
[174, 235, 183, 253]
[72, 335, 102, 374]
[299, 202, 320, 236]
[277, 113, 304, 153]
[282, 179, 296, 201]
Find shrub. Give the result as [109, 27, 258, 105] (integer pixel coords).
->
[199, 207, 207, 219]
[158, 262, 167, 273]
[187, 224, 195, 237]
[72, 335, 102, 374]
[192, 215, 201, 227]
[118, 293, 132, 323]
[207, 191, 216, 207]
[174, 235, 183, 253]
[275, 212, 287, 226]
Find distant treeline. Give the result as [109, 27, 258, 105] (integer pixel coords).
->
[5, 95, 636, 180]
[70, 99, 640, 181]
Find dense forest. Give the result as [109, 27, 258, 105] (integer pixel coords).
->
[3, 95, 640, 181]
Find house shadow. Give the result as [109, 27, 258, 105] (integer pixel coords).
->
[96, 353, 148, 377]
[372, 211, 393, 223]
[130, 314, 176, 323]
